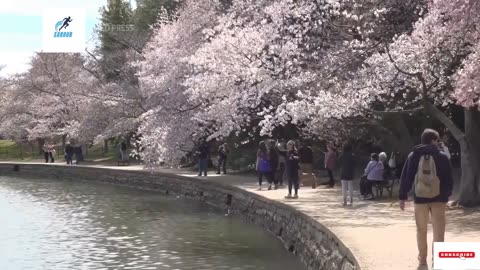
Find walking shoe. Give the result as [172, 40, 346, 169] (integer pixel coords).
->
[216, 172, 220, 174]
[268, 184, 272, 190]
[343, 198, 347, 206]
[257, 186, 262, 191]
[417, 256, 427, 266]
[293, 194, 299, 199]
[274, 185, 278, 190]
[285, 194, 293, 199]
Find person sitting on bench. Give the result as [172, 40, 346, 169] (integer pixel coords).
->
[360, 153, 384, 200]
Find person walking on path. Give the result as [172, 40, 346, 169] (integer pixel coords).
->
[64, 142, 74, 165]
[278, 140, 300, 199]
[299, 141, 315, 188]
[325, 144, 337, 187]
[399, 128, 454, 267]
[42, 142, 50, 163]
[360, 153, 384, 200]
[119, 141, 128, 161]
[256, 141, 271, 190]
[268, 140, 279, 189]
[216, 143, 229, 174]
[47, 142, 55, 163]
[197, 141, 210, 177]
[276, 140, 286, 186]
[74, 144, 83, 164]
[339, 144, 355, 206]
[380, 152, 391, 180]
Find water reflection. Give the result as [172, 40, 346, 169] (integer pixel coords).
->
[0, 176, 305, 270]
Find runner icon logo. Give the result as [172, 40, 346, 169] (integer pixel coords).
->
[54, 16, 73, 38]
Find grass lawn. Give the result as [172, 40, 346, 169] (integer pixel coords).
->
[0, 140, 133, 165]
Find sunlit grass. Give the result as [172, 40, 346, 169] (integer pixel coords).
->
[0, 140, 118, 162]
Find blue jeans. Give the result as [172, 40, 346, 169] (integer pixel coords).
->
[198, 159, 208, 176]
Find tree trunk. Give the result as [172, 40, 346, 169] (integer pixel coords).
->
[20, 143, 24, 160]
[62, 135, 66, 153]
[458, 109, 480, 206]
[104, 139, 109, 155]
[424, 103, 479, 206]
[387, 113, 414, 159]
[37, 138, 45, 156]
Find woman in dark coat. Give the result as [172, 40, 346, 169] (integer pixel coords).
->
[278, 140, 300, 199]
[268, 140, 279, 189]
[340, 144, 355, 206]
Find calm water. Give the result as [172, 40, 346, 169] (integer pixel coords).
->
[0, 176, 306, 270]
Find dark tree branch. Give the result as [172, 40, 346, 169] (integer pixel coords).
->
[367, 106, 423, 115]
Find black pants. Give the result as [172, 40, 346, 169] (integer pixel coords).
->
[327, 169, 335, 186]
[217, 157, 227, 174]
[360, 178, 376, 196]
[258, 172, 270, 185]
[44, 152, 54, 163]
[278, 163, 285, 185]
[287, 171, 299, 195]
[269, 164, 278, 185]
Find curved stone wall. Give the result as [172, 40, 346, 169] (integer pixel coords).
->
[0, 163, 359, 270]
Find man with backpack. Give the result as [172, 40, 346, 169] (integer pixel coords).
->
[399, 129, 454, 267]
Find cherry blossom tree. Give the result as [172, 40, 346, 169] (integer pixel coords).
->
[359, 0, 480, 205]
[135, 0, 428, 164]
[136, 0, 223, 163]
[184, 0, 426, 142]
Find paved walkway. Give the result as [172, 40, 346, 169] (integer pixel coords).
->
[6, 162, 480, 270]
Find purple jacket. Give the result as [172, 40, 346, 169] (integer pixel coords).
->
[365, 161, 384, 181]
[399, 144, 453, 203]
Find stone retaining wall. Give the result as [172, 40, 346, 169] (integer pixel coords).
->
[0, 163, 359, 270]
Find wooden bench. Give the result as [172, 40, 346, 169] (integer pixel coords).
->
[312, 170, 329, 185]
[372, 177, 398, 198]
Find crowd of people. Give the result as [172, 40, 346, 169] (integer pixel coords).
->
[196, 128, 454, 267]
[195, 131, 452, 205]
[42, 141, 84, 165]
[41, 139, 131, 165]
